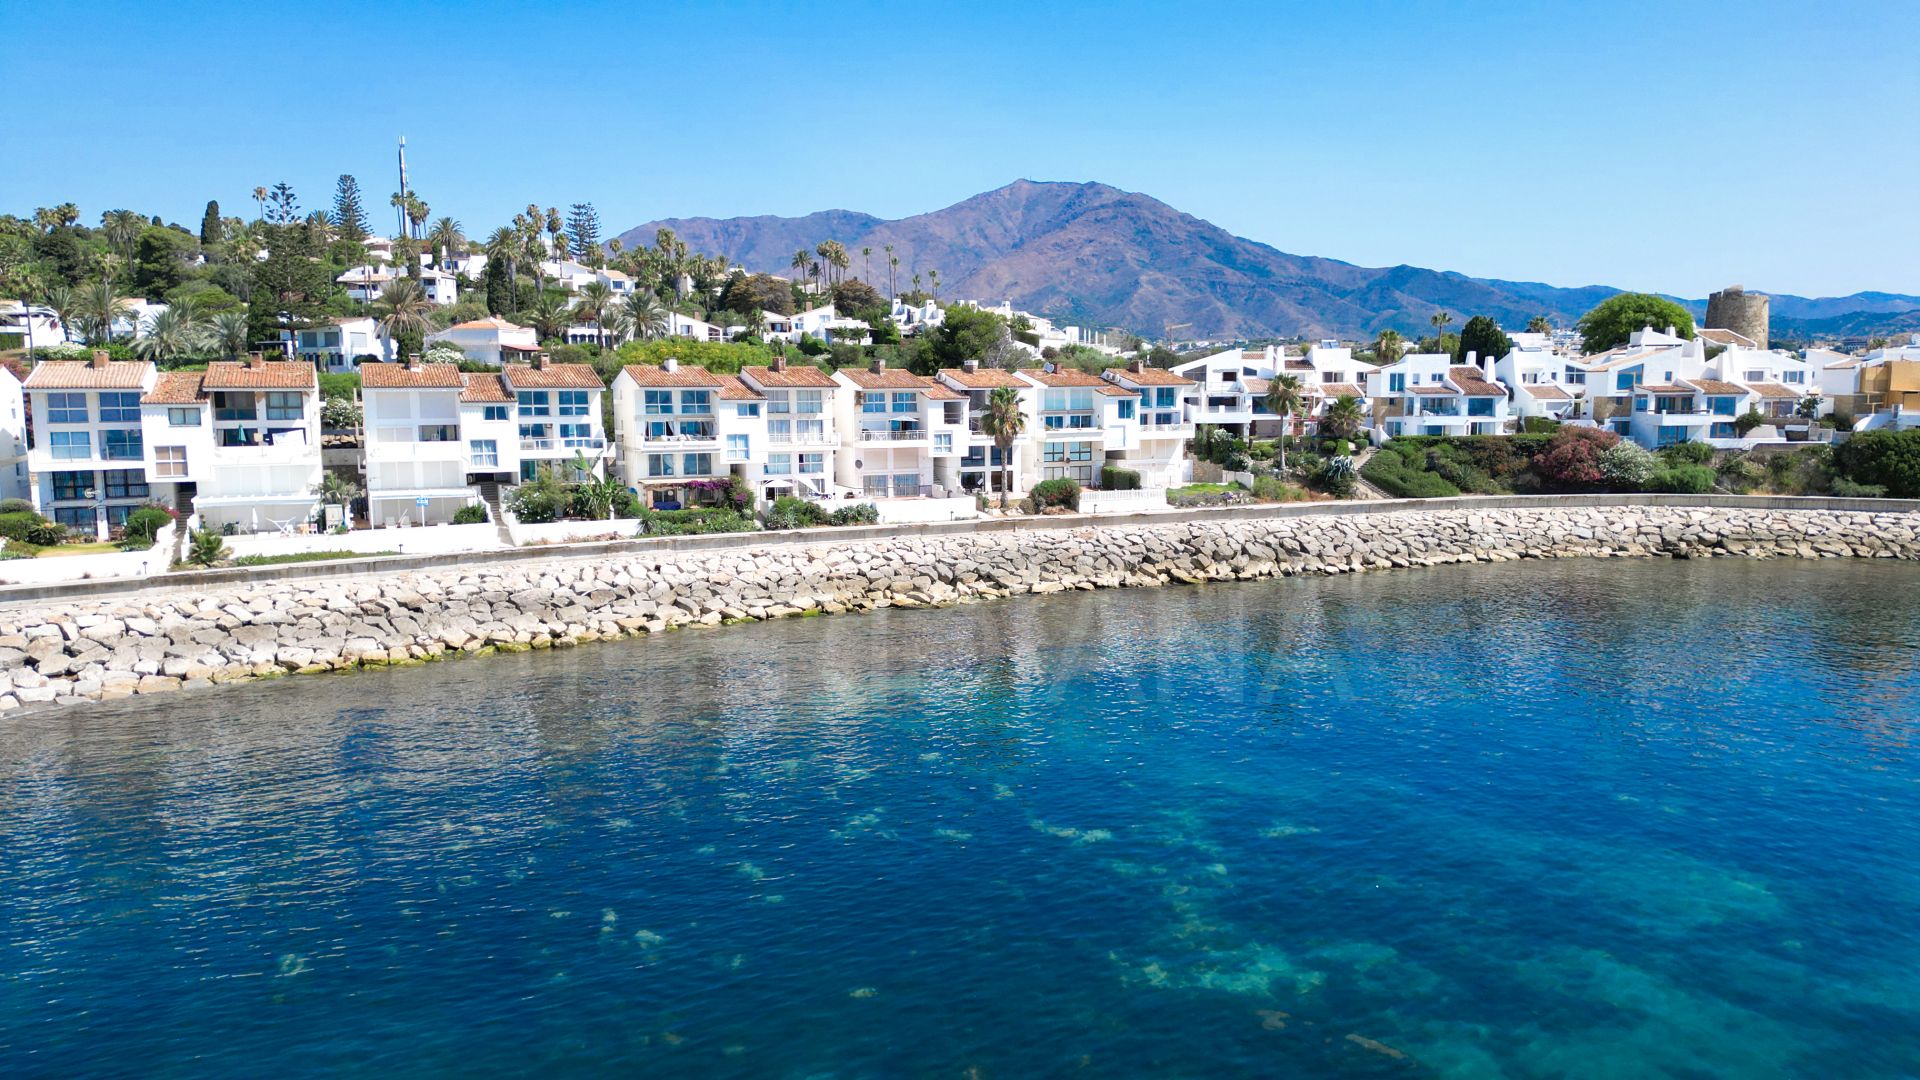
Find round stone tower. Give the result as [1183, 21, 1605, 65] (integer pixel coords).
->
[1705, 285, 1769, 350]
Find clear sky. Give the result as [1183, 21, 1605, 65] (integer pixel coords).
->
[9, 0, 1916, 299]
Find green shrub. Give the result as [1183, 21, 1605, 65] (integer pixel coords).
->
[1360, 446, 1460, 498]
[233, 550, 393, 567]
[1597, 443, 1655, 488]
[1829, 478, 1888, 498]
[638, 507, 755, 535]
[1831, 429, 1920, 498]
[1658, 440, 1714, 466]
[1520, 416, 1563, 434]
[827, 503, 879, 526]
[764, 495, 827, 530]
[119, 506, 174, 550]
[187, 529, 229, 567]
[0, 498, 32, 514]
[1715, 457, 1764, 494]
[1100, 465, 1142, 491]
[1733, 409, 1765, 437]
[451, 504, 489, 525]
[1311, 455, 1357, 497]
[1531, 427, 1620, 489]
[1646, 465, 1715, 493]
[1827, 412, 1855, 432]
[0, 511, 66, 547]
[1028, 477, 1081, 512]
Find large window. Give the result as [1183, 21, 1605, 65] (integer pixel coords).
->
[559, 423, 592, 445]
[46, 393, 87, 424]
[518, 390, 551, 416]
[765, 390, 791, 414]
[1154, 388, 1177, 408]
[735, 402, 760, 417]
[103, 469, 147, 500]
[681, 452, 712, 475]
[891, 391, 916, 413]
[1468, 398, 1494, 417]
[726, 434, 749, 461]
[99, 391, 141, 423]
[51, 471, 90, 501]
[153, 446, 187, 478]
[53, 507, 92, 528]
[646, 453, 675, 477]
[861, 392, 887, 414]
[643, 390, 673, 415]
[765, 453, 791, 476]
[557, 390, 589, 417]
[265, 392, 303, 420]
[1388, 373, 1406, 393]
[484, 405, 509, 422]
[795, 389, 823, 414]
[798, 452, 823, 475]
[934, 432, 953, 453]
[521, 422, 552, 441]
[1117, 399, 1135, 420]
[680, 390, 712, 413]
[213, 392, 256, 421]
[418, 424, 458, 442]
[470, 439, 498, 468]
[48, 431, 91, 460]
[168, 407, 201, 427]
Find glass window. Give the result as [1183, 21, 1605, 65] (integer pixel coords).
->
[735, 403, 760, 417]
[168, 407, 200, 427]
[52, 471, 90, 500]
[520, 423, 551, 440]
[1616, 370, 1642, 391]
[418, 424, 458, 442]
[1068, 442, 1092, 462]
[49, 431, 91, 460]
[647, 453, 675, 477]
[726, 434, 749, 461]
[681, 390, 712, 412]
[1043, 442, 1065, 463]
[559, 423, 591, 443]
[484, 405, 509, 421]
[213, 391, 256, 421]
[1155, 388, 1177, 408]
[1783, 371, 1804, 384]
[153, 446, 187, 478]
[891, 391, 916, 413]
[99, 391, 141, 422]
[796, 390, 823, 414]
[470, 439, 498, 467]
[861, 392, 886, 414]
[103, 469, 147, 499]
[766, 453, 793, 475]
[935, 432, 953, 452]
[1388, 373, 1406, 393]
[798, 453, 823, 474]
[682, 452, 712, 475]
[265, 392, 303, 420]
[557, 390, 589, 416]
[765, 390, 791, 414]
[53, 507, 92, 528]
[518, 390, 551, 415]
[46, 392, 87, 424]
[1117, 399, 1135, 419]
[643, 390, 673, 415]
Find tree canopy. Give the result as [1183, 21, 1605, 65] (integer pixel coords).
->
[1455, 315, 1514, 365]
[1576, 293, 1695, 353]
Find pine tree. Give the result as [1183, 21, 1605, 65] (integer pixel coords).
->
[331, 175, 369, 241]
[199, 200, 221, 246]
[566, 203, 602, 264]
[266, 183, 300, 226]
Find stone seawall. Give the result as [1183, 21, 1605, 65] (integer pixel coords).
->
[0, 503, 1914, 714]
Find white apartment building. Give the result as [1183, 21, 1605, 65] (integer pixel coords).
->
[140, 357, 323, 533]
[1712, 344, 1819, 422]
[0, 364, 28, 502]
[0, 300, 68, 346]
[1494, 344, 1591, 423]
[1365, 355, 1510, 437]
[490, 355, 609, 482]
[1018, 365, 1148, 486]
[292, 316, 391, 371]
[426, 316, 540, 367]
[937, 362, 1035, 496]
[1626, 377, 1757, 447]
[611, 359, 751, 509]
[1100, 361, 1196, 489]
[831, 361, 969, 499]
[738, 360, 840, 502]
[23, 352, 158, 534]
[891, 298, 945, 336]
[359, 361, 486, 526]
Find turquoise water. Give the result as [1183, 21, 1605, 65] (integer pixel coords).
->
[4, 559, 1920, 1078]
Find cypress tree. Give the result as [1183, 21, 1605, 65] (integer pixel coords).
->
[199, 200, 221, 245]
[485, 255, 514, 315]
[332, 175, 369, 241]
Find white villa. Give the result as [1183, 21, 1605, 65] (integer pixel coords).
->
[1018, 365, 1148, 487]
[610, 359, 747, 509]
[426, 316, 540, 367]
[937, 362, 1036, 496]
[1100, 361, 1196, 489]
[292, 316, 390, 372]
[23, 352, 157, 534]
[140, 357, 323, 534]
[358, 361, 487, 526]
[831, 361, 969, 500]
[738, 360, 841, 503]
[1365, 355, 1510, 437]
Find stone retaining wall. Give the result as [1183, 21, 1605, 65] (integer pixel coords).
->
[0, 503, 1914, 715]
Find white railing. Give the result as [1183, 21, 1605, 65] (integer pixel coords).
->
[1138, 421, 1189, 432]
[638, 431, 718, 443]
[520, 437, 607, 452]
[857, 428, 926, 441]
[766, 432, 835, 445]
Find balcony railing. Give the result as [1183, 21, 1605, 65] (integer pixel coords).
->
[857, 427, 926, 441]
[766, 431, 835, 445]
[638, 429, 717, 443]
[521, 436, 606, 452]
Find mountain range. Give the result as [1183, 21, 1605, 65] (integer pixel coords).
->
[617, 180, 1918, 341]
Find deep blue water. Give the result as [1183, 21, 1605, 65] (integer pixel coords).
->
[4, 559, 1920, 1078]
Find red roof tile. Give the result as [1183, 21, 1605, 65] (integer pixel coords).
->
[620, 363, 723, 387]
[360, 362, 467, 389]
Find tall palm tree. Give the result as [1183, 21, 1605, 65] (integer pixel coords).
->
[624, 292, 669, 340]
[791, 247, 811, 287]
[210, 310, 251, 360]
[41, 282, 77, 343]
[1322, 394, 1365, 441]
[600, 309, 634, 348]
[575, 280, 614, 346]
[928, 268, 941, 301]
[373, 278, 435, 358]
[406, 197, 430, 242]
[252, 186, 269, 223]
[389, 191, 409, 237]
[861, 246, 872, 282]
[979, 385, 1026, 509]
[1429, 310, 1453, 346]
[525, 292, 571, 342]
[101, 209, 144, 275]
[1373, 328, 1404, 365]
[1264, 373, 1306, 473]
[887, 248, 898, 298]
[77, 279, 131, 344]
[544, 207, 565, 262]
[426, 216, 463, 264]
[485, 226, 520, 299]
[134, 305, 210, 363]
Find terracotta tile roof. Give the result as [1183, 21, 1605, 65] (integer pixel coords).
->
[740, 363, 836, 388]
[1242, 350, 1266, 360]
[1749, 382, 1802, 400]
[360, 362, 467, 389]
[1104, 365, 1194, 387]
[939, 366, 1027, 389]
[141, 371, 206, 405]
[1409, 385, 1457, 395]
[202, 360, 316, 391]
[459, 373, 513, 404]
[925, 383, 965, 401]
[1524, 384, 1572, 400]
[1242, 377, 1271, 394]
[24, 360, 152, 390]
[620, 363, 723, 387]
[1684, 378, 1747, 395]
[840, 366, 938, 390]
[503, 363, 603, 390]
[1019, 366, 1104, 387]
[447, 316, 529, 332]
[715, 374, 764, 401]
[1448, 366, 1507, 397]
[1636, 384, 1695, 395]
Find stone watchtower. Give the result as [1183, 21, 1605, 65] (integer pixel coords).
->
[1705, 285, 1769, 350]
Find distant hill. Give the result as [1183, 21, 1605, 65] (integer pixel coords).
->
[616, 180, 1918, 340]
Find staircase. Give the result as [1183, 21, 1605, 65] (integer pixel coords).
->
[1348, 447, 1393, 501]
[477, 481, 515, 545]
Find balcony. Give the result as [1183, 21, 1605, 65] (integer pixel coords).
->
[521, 436, 607, 454]
[637, 425, 718, 445]
[856, 426, 926, 442]
[766, 431, 836, 445]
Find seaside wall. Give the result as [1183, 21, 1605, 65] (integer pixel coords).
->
[0, 502, 1914, 714]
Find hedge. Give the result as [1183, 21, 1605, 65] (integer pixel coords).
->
[1027, 477, 1081, 511]
[1100, 465, 1142, 490]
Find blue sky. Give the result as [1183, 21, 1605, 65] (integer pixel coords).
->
[9, 0, 1916, 299]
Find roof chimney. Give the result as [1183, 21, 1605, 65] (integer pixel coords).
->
[1465, 350, 1477, 367]
[407, 352, 422, 371]
[90, 349, 109, 369]
[536, 351, 551, 370]
[869, 358, 884, 375]
[662, 356, 678, 373]
[962, 358, 978, 373]
[771, 356, 787, 372]
[247, 351, 265, 369]
[1128, 359, 1144, 374]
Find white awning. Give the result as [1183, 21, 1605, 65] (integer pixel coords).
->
[190, 493, 321, 507]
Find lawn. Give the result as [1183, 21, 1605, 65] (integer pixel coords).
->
[34, 541, 124, 558]
[229, 550, 395, 567]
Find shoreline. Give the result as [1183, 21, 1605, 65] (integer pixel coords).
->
[0, 497, 1914, 715]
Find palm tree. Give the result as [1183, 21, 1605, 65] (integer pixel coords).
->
[1322, 394, 1365, 441]
[41, 282, 76, 343]
[600, 309, 634, 348]
[485, 226, 520, 300]
[101, 209, 144, 275]
[624, 292, 670, 340]
[252, 186, 269, 223]
[1373, 328, 1405, 365]
[373, 278, 435, 358]
[1429, 311, 1453, 346]
[525, 292, 572, 342]
[887, 250, 899, 298]
[316, 471, 363, 507]
[77, 279, 131, 344]
[1527, 315, 1552, 335]
[134, 305, 209, 363]
[426, 216, 464, 264]
[390, 191, 409, 237]
[791, 247, 811, 288]
[210, 310, 250, 360]
[544, 207, 565, 261]
[861, 246, 872, 282]
[979, 385, 1026, 509]
[1264, 373, 1306, 472]
[406, 197, 430, 242]
[928, 269, 941, 300]
[575, 280, 614, 347]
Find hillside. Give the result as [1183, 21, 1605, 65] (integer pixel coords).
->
[617, 180, 1917, 340]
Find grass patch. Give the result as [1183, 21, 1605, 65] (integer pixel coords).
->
[35, 541, 125, 558]
[230, 550, 395, 567]
[1167, 482, 1244, 496]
